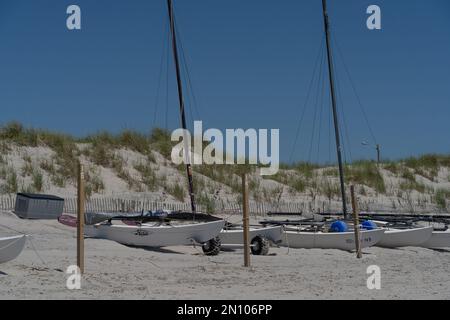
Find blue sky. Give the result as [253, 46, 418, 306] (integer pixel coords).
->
[0, 0, 449, 163]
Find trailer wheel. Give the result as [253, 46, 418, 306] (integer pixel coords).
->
[202, 237, 221, 256]
[251, 236, 270, 255]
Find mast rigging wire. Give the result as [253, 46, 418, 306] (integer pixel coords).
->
[175, 25, 204, 122]
[315, 64, 326, 164]
[153, 18, 170, 128]
[332, 33, 378, 145]
[334, 59, 353, 164]
[307, 45, 326, 163]
[289, 34, 326, 164]
[155, 3, 204, 134]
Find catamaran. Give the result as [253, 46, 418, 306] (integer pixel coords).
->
[83, 0, 224, 255]
[85, 220, 225, 248]
[361, 215, 449, 248]
[264, 0, 385, 251]
[281, 227, 384, 251]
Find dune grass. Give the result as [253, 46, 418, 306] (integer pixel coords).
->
[344, 161, 386, 194]
[1, 167, 18, 193]
[165, 183, 186, 202]
[434, 189, 450, 210]
[32, 171, 44, 192]
[1, 122, 449, 210]
[134, 162, 157, 192]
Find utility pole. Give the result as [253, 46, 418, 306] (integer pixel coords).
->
[376, 144, 381, 164]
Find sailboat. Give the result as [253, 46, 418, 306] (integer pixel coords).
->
[276, 1, 443, 251]
[85, 0, 224, 254]
[274, 0, 386, 251]
[0, 235, 26, 264]
[281, 227, 384, 251]
[358, 214, 450, 248]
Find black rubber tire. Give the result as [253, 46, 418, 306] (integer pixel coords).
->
[251, 236, 270, 255]
[202, 237, 221, 256]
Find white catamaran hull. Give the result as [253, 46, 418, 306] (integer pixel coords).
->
[376, 226, 433, 248]
[219, 226, 283, 246]
[280, 228, 385, 251]
[0, 235, 27, 264]
[85, 220, 225, 247]
[420, 230, 450, 248]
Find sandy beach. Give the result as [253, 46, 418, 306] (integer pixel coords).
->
[1, 210, 449, 300]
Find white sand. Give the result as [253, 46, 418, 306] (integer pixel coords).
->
[1, 210, 450, 300]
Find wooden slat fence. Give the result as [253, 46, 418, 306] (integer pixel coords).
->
[0, 195, 448, 215]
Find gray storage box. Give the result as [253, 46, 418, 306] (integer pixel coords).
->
[14, 193, 64, 219]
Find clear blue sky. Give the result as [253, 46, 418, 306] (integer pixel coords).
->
[0, 0, 449, 163]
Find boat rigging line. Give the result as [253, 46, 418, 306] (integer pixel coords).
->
[153, 17, 170, 128]
[175, 23, 204, 121]
[307, 43, 326, 163]
[289, 34, 325, 164]
[332, 33, 378, 146]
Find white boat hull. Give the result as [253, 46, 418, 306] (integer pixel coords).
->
[219, 226, 283, 246]
[420, 230, 450, 248]
[376, 226, 433, 248]
[0, 235, 26, 264]
[85, 220, 225, 247]
[280, 228, 385, 251]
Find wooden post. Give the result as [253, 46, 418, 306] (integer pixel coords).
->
[77, 162, 85, 273]
[242, 174, 250, 267]
[350, 185, 362, 259]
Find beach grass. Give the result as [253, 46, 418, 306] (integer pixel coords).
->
[0, 122, 449, 211]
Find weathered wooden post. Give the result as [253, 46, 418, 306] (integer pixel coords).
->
[77, 162, 85, 273]
[350, 185, 362, 259]
[242, 173, 250, 267]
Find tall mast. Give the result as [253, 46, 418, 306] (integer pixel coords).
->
[321, 0, 348, 219]
[167, 0, 196, 213]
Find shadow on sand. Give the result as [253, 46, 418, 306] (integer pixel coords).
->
[430, 248, 450, 253]
[123, 245, 185, 254]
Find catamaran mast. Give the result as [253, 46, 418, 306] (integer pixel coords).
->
[167, 0, 197, 213]
[321, 0, 348, 219]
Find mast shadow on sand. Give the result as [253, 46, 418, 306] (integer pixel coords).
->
[429, 248, 450, 253]
[122, 245, 185, 254]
